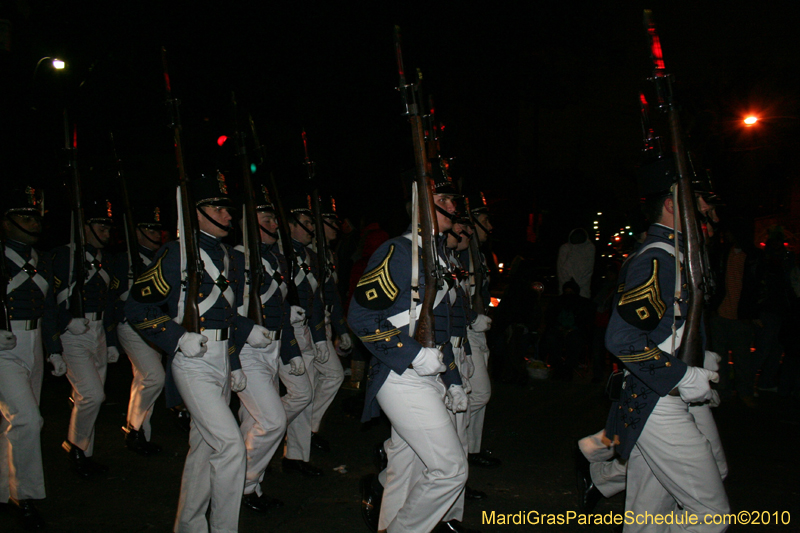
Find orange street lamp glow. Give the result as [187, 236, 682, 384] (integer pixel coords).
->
[744, 116, 758, 126]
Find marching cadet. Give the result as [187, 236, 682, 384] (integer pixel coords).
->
[461, 195, 498, 469]
[349, 170, 473, 533]
[0, 186, 62, 530]
[603, 159, 729, 531]
[124, 173, 272, 532]
[279, 200, 329, 477]
[53, 198, 117, 478]
[310, 198, 348, 451]
[110, 204, 166, 456]
[234, 188, 299, 512]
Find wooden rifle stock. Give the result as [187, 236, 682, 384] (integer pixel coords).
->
[301, 131, 328, 308]
[111, 133, 145, 281]
[232, 94, 265, 326]
[162, 47, 201, 333]
[395, 25, 439, 348]
[0, 239, 10, 331]
[248, 115, 301, 307]
[644, 11, 704, 367]
[464, 198, 486, 316]
[64, 111, 86, 319]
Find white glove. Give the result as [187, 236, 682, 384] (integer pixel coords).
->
[338, 333, 353, 351]
[49, 354, 67, 376]
[289, 356, 306, 376]
[463, 355, 475, 378]
[677, 366, 719, 404]
[314, 340, 330, 363]
[178, 332, 208, 358]
[461, 375, 473, 394]
[704, 350, 722, 372]
[107, 346, 120, 363]
[290, 306, 307, 326]
[412, 347, 446, 376]
[0, 330, 16, 351]
[247, 325, 272, 349]
[445, 384, 469, 413]
[470, 314, 492, 333]
[708, 389, 721, 408]
[324, 308, 332, 325]
[230, 369, 247, 392]
[66, 318, 90, 336]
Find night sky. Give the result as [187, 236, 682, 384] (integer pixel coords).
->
[2, 1, 799, 263]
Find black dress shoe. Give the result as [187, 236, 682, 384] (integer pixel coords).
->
[575, 444, 602, 513]
[360, 473, 382, 533]
[465, 485, 487, 500]
[11, 499, 46, 530]
[373, 442, 388, 472]
[310, 432, 331, 452]
[123, 426, 162, 456]
[62, 441, 93, 479]
[242, 492, 285, 513]
[438, 519, 482, 533]
[282, 458, 323, 477]
[468, 450, 501, 469]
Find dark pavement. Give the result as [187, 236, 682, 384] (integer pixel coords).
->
[4, 355, 799, 532]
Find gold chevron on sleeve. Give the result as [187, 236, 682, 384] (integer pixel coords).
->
[134, 315, 172, 330]
[359, 328, 401, 343]
[618, 346, 663, 363]
[357, 244, 398, 301]
[618, 259, 666, 319]
[134, 250, 170, 296]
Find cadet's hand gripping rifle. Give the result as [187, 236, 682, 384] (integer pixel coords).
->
[644, 11, 704, 367]
[394, 25, 440, 347]
[162, 47, 201, 333]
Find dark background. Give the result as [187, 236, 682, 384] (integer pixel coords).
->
[2, 1, 799, 263]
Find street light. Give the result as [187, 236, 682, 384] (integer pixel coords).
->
[52, 58, 65, 70]
[744, 116, 758, 126]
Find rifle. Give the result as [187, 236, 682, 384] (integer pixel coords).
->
[232, 93, 265, 326]
[162, 47, 201, 333]
[644, 10, 704, 367]
[301, 130, 328, 308]
[249, 115, 301, 307]
[463, 197, 486, 316]
[111, 133, 145, 283]
[0, 239, 10, 331]
[423, 94, 440, 159]
[394, 25, 440, 348]
[64, 110, 86, 319]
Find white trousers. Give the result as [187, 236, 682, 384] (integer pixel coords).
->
[237, 340, 287, 496]
[311, 324, 344, 433]
[443, 342, 469, 523]
[0, 323, 45, 501]
[625, 395, 730, 533]
[376, 369, 467, 533]
[61, 319, 107, 456]
[117, 322, 165, 440]
[279, 325, 315, 462]
[466, 328, 491, 453]
[579, 404, 728, 500]
[172, 339, 246, 533]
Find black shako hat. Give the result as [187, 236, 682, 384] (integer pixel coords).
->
[637, 157, 677, 199]
[464, 191, 489, 216]
[3, 185, 45, 218]
[254, 184, 276, 213]
[84, 198, 114, 225]
[429, 158, 461, 197]
[192, 172, 237, 210]
[132, 204, 164, 229]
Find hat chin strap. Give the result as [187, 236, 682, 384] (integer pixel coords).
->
[444, 228, 462, 243]
[5, 215, 42, 238]
[260, 224, 278, 240]
[291, 213, 315, 238]
[137, 227, 163, 248]
[435, 205, 457, 222]
[198, 207, 232, 232]
[473, 218, 491, 239]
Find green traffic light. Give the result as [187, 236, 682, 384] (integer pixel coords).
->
[250, 163, 257, 173]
